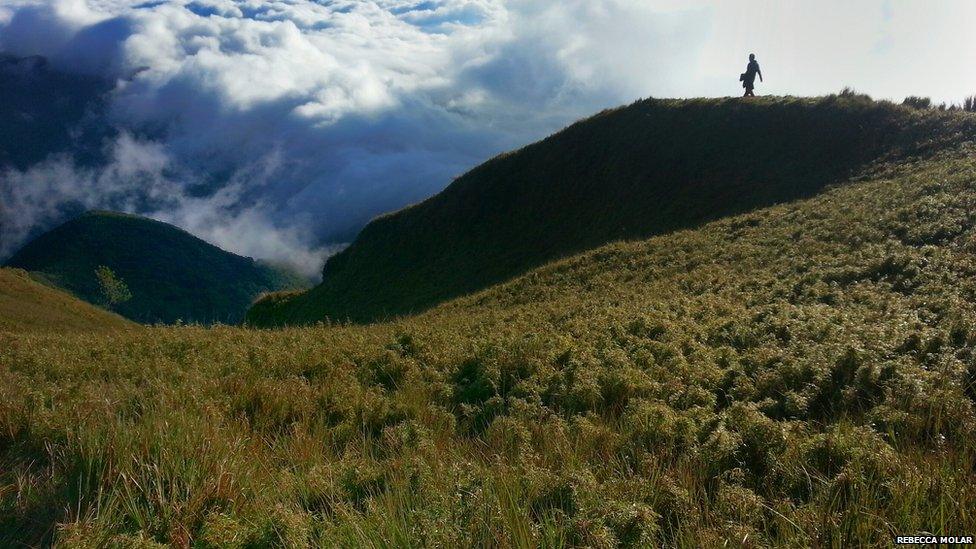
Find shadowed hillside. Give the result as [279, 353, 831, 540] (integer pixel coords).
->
[249, 94, 976, 325]
[0, 268, 131, 332]
[6, 211, 307, 324]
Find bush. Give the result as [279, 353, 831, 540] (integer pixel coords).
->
[95, 265, 132, 308]
[903, 96, 932, 109]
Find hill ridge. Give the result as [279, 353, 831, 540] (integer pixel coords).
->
[248, 94, 976, 326]
[6, 211, 307, 324]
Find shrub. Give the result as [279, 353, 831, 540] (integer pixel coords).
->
[95, 265, 132, 308]
[903, 96, 932, 109]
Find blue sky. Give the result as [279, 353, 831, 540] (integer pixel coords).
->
[1, 0, 974, 274]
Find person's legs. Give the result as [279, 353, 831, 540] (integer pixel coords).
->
[743, 87, 754, 97]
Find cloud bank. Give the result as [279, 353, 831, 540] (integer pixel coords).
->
[2, 0, 975, 276]
[1, 0, 685, 275]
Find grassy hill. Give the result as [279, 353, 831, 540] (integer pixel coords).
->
[249, 94, 976, 325]
[5, 211, 307, 324]
[3, 98, 976, 546]
[0, 268, 132, 332]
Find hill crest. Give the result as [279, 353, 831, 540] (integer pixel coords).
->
[6, 211, 307, 324]
[248, 94, 976, 326]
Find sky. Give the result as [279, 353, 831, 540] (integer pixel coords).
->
[1, 0, 975, 276]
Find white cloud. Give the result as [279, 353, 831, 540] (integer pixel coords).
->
[1, 0, 975, 275]
[0, 133, 177, 258]
[0, 132, 330, 277]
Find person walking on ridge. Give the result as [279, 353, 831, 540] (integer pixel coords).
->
[741, 53, 763, 97]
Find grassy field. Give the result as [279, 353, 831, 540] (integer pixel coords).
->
[3, 125, 976, 546]
[249, 94, 976, 325]
[0, 268, 132, 333]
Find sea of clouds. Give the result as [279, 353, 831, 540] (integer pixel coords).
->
[0, 0, 701, 276]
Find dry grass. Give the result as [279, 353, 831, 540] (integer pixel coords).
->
[4, 143, 976, 546]
[0, 268, 132, 333]
[251, 95, 976, 325]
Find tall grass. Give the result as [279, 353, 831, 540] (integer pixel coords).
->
[903, 96, 932, 109]
[5, 109, 976, 547]
[964, 96, 976, 113]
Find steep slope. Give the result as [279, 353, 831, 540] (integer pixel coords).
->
[5, 142, 976, 547]
[0, 268, 131, 332]
[250, 95, 976, 325]
[6, 211, 307, 324]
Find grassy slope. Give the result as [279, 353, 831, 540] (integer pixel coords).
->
[250, 95, 976, 325]
[4, 121, 976, 545]
[5, 211, 307, 325]
[0, 268, 131, 332]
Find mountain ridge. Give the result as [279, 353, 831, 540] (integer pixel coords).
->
[248, 94, 976, 326]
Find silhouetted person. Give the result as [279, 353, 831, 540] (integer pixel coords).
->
[741, 53, 763, 97]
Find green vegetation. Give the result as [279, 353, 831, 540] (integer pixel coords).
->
[903, 93, 976, 112]
[5, 211, 308, 325]
[95, 265, 133, 308]
[902, 96, 933, 110]
[0, 268, 132, 332]
[3, 96, 976, 546]
[249, 94, 976, 325]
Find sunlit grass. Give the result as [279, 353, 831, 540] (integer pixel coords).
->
[250, 94, 976, 325]
[4, 112, 976, 546]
